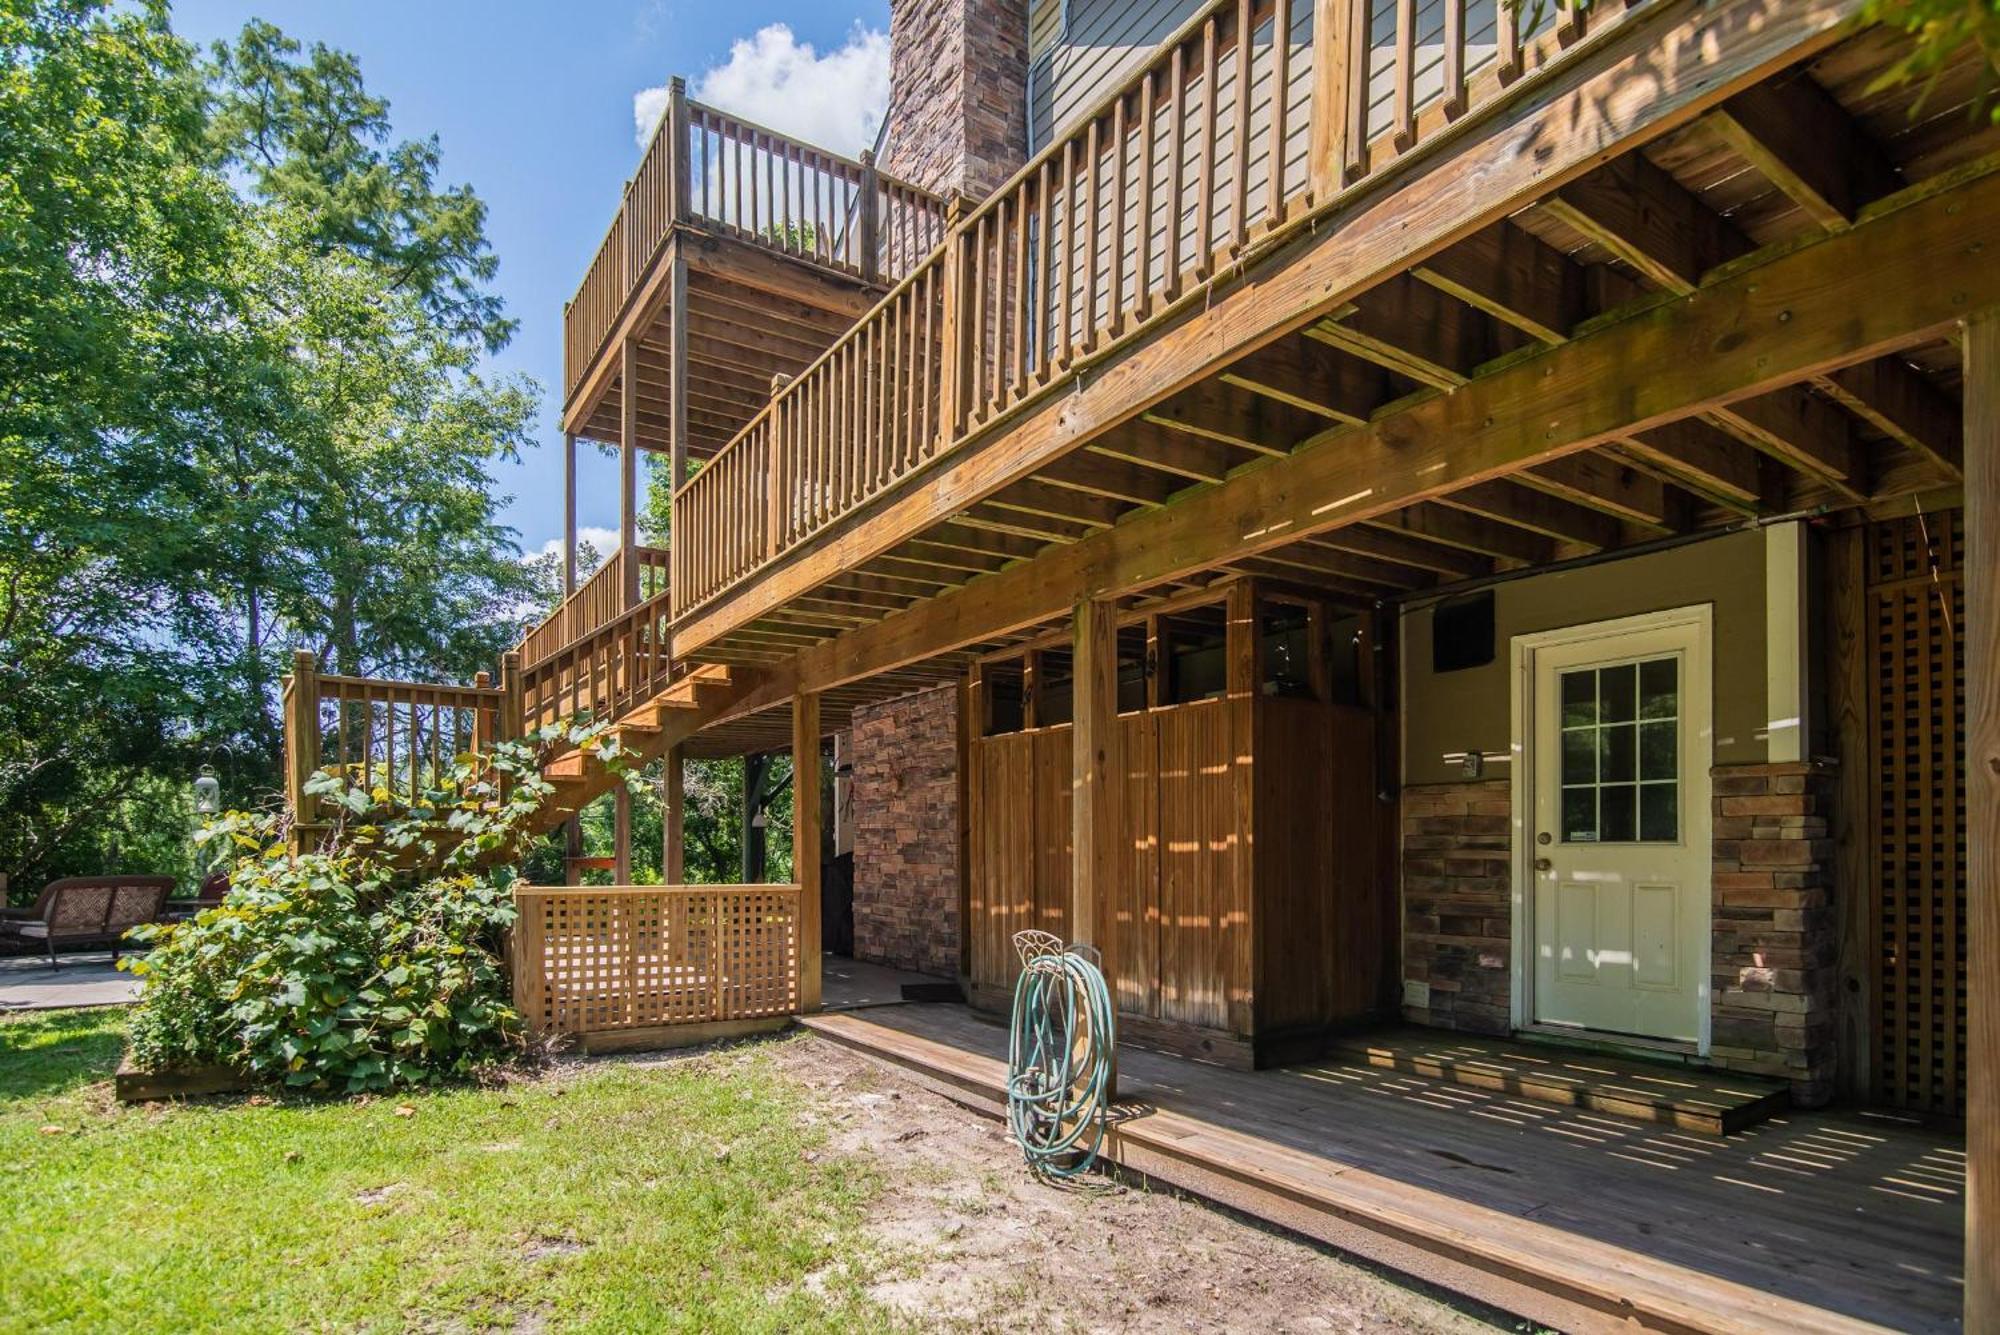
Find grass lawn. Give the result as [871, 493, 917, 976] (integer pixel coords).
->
[0, 1008, 889, 1332]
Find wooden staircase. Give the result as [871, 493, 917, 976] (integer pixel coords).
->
[529, 661, 772, 836]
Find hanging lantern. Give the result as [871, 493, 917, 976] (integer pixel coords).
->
[193, 767, 222, 816]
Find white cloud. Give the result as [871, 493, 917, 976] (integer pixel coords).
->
[634, 23, 889, 158]
[524, 526, 622, 565]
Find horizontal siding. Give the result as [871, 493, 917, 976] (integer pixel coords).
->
[1031, 0, 1197, 150]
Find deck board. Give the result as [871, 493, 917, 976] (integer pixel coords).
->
[801, 1004, 1963, 1334]
[1327, 1025, 1793, 1134]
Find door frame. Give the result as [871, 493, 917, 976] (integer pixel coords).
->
[1507, 603, 1715, 1054]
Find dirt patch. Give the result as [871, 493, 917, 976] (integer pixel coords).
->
[761, 1032, 1508, 1334]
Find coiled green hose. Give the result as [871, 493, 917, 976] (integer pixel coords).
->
[1006, 932, 1118, 1180]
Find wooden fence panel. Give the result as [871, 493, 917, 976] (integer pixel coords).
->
[513, 885, 801, 1039]
[1868, 509, 1967, 1115]
[1156, 698, 1240, 1032]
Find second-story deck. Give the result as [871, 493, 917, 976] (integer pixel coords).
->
[561, 85, 949, 464]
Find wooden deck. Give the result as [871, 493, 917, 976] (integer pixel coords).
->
[1330, 1025, 1792, 1136]
[802, 1003, 1964, 1334]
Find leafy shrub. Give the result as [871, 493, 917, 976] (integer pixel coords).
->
[125, 722, 635, 1091]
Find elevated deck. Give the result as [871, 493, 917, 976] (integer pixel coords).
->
[804, 1003, 1964, 1334]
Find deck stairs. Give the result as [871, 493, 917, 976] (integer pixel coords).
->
[526, 661, 763, 837]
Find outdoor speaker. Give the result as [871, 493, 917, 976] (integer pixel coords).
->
[1432, 590, 1495, 672]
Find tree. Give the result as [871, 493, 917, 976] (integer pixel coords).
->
[0, 0, 536, 889]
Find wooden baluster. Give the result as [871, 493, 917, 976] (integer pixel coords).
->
[1137, 70, 1157, 321]
[1167, 43, 1187, 300]
[1011, 190, 1030, 402]
[1109, 93, 1129, 338]
[860, 150, 881, 282]
[1268, 0, 1292, 223]
[1442, 0, 1466, 116]
[971, 212, 990, 421]
[1393, 0, 1416, 150]
[1198, 18, 1219, 278]
[1084, 116, 1102, 351]
[1058, 142, 1077, 367]
[1034, 162, 1055, 381]
[1232, 0, 1252, 247]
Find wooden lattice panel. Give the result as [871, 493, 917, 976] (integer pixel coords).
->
[513, 886, 800, 1038]
[1867, 510, 1967, 1115]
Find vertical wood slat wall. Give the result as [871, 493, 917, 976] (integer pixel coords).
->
[1866, 509, 1968, 1115]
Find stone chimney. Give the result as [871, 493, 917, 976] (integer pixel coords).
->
[878, 0, 1029, 201]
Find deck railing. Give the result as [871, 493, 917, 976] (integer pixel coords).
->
[564, 85, 947, 401]
[670, 0, 1586, 621]
[518, 585, 676, 734]
[281, 650, 521, 841]
[518, 545, 671, 667]
[511, 884, 803, 1038]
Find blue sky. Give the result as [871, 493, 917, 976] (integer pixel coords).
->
[167, 0, 892, 562]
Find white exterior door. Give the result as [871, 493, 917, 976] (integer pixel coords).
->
[1521, 609, 1711, 1045]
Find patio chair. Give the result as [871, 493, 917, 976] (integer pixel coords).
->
[0, 876, 175, 969]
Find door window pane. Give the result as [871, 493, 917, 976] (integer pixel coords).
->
[1557, 656, 1679, 844]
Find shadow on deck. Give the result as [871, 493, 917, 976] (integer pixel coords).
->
[802, 1002, 1963, 1335]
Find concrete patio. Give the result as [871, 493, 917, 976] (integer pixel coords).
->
[0, 951, 141, 1012]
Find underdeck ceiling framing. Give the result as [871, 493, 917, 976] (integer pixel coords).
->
[663, 19, 1995, 751]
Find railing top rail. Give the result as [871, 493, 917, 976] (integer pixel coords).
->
[957, 0, 1242, 236]
[669, 245, 947, 503]
[668, 1, 1240, 506]
[683, 97, 944, 206]
[316, 673, 506, 700]
[516, 883, 801, 897]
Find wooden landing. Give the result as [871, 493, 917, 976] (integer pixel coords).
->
[1329, 1027, 1791, 1136]
[799, 1006, 1962, 1335]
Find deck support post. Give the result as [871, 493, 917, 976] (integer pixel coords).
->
[613, 786, 633, 885]
[1072, 597, 1121, 1097]
[619, 337, 640, 611]
[669, 244, 689, 492]
[562, 432, 577, 600]
[1965, 308, 1999, 1330]
[794, 693, 823, 1013]
[283, 648, 321, 855]
[663, 743, 685, 884]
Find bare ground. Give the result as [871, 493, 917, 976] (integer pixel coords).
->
[657, 1032, 1514, 1334]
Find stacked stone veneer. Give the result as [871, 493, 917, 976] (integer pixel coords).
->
[879, 0, 1029, 200]
[1400, 780, 1513, 1036]
[849, 685, 961, 978]
[1399, 765, 1841, 1106]
[1708, 760, 1839, 1105]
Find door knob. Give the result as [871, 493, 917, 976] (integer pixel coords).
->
[1534, 857, 1553, 872]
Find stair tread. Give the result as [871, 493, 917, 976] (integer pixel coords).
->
[1326, 1026, 1788, 1135]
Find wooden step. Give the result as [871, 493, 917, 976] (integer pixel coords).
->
[1327, 1026, 1790, 1136]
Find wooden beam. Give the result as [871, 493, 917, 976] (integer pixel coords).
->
[1816, 356, 1964, 479]
[663, 743, 684, 883]
[1438, 479, 1622, 549]
[1705, 74, 1899, 232]
[620, 341, 641, 607]
[1707, 386, 1866, 501]
[1966, 307, 1999, 1332]
[1519, 451, 1680, 532]
[1218, 335, 1387, 424]
[1412, 221, 1584, 345]
[670, 0, 1874, 656]
[793, 691, 822, 1012]
[1072, 597, 1121, 962]
[669, 249, 690, 490]
[775, 160, 2000, 693]
[1541, 151, 1747, 295]
[1368, 505, 1554, 565]
[1617, 418, 1767, 512]
[1306, 274, 1481, 389]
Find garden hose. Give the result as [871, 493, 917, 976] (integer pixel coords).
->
[1005, 931, 1118, 1180]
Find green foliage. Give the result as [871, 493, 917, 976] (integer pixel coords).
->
[1862, 0, 2000, 123]
[124, 722, 638, 1091]
[0, 0, 536, 890]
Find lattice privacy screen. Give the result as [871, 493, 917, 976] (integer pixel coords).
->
[1867, 510, 1966, 1115]
[513, 886, 801, 1037]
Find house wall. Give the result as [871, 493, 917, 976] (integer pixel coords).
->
[1395, 529, 1843, 1104]
[1401, 529, 1770, 787]
[849, 685, 962, 978]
